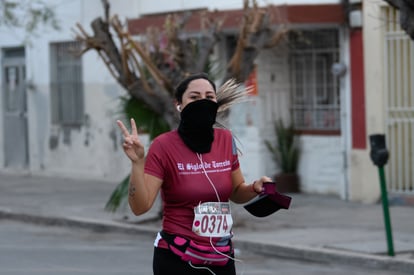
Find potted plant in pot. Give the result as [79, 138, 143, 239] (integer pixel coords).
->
[265, 119, 300, 193]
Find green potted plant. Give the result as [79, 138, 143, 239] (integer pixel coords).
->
[265, 119, 300, 193]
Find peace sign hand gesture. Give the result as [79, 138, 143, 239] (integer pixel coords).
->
[117, 118, 145, 163]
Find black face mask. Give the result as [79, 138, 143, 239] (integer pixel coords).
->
[178, 99, 218, 153]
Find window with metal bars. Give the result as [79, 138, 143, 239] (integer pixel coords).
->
[289, 29, 340, 131]
[50, 41, 84, 127]
[383, 6, 414, 193]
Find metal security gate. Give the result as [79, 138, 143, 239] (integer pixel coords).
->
[2, 48, 29, 169]
[383, 7, 414, 194]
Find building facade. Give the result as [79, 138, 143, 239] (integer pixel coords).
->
[2, 0, 408, 202]
[361, 0, 414, 200]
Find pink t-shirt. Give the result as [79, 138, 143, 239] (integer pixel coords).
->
[145, 128, 240, 246]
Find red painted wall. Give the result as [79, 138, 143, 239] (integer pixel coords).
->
[350, 30, 366, 149]
[128, 4, 345, 34]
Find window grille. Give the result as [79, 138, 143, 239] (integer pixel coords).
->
[289, 29, 340, 131]
[383, 6, 414, 194]
[50, 41, 84, 127]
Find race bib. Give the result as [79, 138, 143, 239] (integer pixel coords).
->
[192, 202, 233, 237]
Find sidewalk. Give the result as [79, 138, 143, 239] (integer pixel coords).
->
[0, 172, 413, 273]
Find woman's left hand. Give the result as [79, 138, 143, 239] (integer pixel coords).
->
[252, 176, 273, 194]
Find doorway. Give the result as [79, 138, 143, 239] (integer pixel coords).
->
[2, 47, 29, 169]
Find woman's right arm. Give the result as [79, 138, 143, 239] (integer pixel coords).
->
[128, 161, 162, 215]
[117, 118, 163, 216]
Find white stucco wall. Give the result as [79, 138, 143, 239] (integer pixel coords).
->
[0, 0, 140, 181]
[298, 136, 344, 194]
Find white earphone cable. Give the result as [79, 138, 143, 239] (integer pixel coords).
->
[195, 153, 245, 275]
[196, 153, 221, 202]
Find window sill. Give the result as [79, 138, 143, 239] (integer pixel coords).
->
[294, 129, 340, 136]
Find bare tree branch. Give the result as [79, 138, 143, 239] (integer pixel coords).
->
[74, 0, 288, 129]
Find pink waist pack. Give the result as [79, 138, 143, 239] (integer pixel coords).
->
[160, 231, 232, 266]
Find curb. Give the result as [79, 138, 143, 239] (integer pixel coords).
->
[1, 209, 413, 273]
[0, 209, 158, 236]
[234, 240, 414, 274]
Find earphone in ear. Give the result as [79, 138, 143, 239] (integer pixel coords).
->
[176, 105, 181, 112]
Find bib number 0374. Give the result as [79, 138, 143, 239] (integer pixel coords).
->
[192, 202, 233, 237]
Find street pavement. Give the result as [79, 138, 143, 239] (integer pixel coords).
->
[0, 172, 413, 273]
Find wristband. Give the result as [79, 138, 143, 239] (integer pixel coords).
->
[251, 181, 260, 194]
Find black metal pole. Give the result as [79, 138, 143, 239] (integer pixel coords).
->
[377, 166, 395, 256]
[369, 134, 395, 257]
